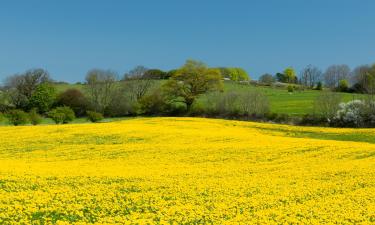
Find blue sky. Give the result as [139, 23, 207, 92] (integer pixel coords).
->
[0, 0, 374, 82]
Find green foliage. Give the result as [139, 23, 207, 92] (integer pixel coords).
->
[6, 109, 29, 126]
[338, 79, 349, 92]
[259, 73, 275, 85]
[316, 81, 323, 90]
[219, 68, 250, 81]
[144, 69, 168, 79]
[29, 108, 42, 125]
[284, 67, 297, 83]
[287, 84, 295, 92]
[48, 107, 75, 124]
[164, 59, 223, 110]
[86, 111, 104, 123]
[29, 83, 56, 113]
[56, 88, 89, 117]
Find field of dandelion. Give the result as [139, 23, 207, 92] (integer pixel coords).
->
[0, 117, 374, 224]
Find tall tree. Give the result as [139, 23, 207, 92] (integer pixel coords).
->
[300, 65, 322, 88]
[164, 59, 223, 110]
[122, 66, 156, 101]
[323, 64, 350, 89]
[85, 69, 118, 113]
[283, 67, 297, 83]
[4, 68, 51, 109]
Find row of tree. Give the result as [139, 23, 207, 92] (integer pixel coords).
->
[0, 60, 252, 123]
[258, 64, 375, 94]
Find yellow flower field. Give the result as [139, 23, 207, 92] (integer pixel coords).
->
[0, 117, 374, 224]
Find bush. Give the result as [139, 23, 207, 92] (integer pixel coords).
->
[6, 109, 29, 126]
[315, 81, 323, 90]
[139, 89, 170, 115]
[300, 114, 327, 126]
[29, 108, 42, 125]
[191, 90, 269, 118]
[287, 85, 294, 93]
[337, 79, 349, 92]
[48, 107, 75, 124]
[313, 92, 342, 120]
[56, 89, 89, 117]
[87, 111, 104, 122]
[333, 100, 366, 127]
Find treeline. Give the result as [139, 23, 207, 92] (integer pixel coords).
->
[1, 59, 375, 127]
[259, 64, 375, 94]
[0, 60, 258, 126]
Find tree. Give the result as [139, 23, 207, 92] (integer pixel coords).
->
[259, 73, 275, 85]
[164, 59, 223, 110]
[338, 79, 349, 92]
[123, 66, 156, 101]
[300, 65, 322, 88]
[48, 106, 75, 124]
[219, 68, 250, 81]
[275, 73, 287, 83]
[4, 68, 51, 109]
[283, 67, 297, 83]
[85, 69, 118, 113]
[352, 64, 375, 95]
[143, 69, 168, 79]
[324, 64, 350, 89]
[29, 83, 56, 113]
[56, 88, 89, 117]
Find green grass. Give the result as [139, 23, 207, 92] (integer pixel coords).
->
[223, 82, 363, 115]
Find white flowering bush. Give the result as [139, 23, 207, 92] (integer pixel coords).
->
[334, 100, 366, 127]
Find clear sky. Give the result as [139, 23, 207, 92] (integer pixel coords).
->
[1, 0, 374, 82]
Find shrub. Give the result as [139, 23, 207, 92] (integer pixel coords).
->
[333, 100, 366, 127]
[287, 85, 294, 93]
[56, 89, 89, 117]
[337, 79, 349, 92]
[87, 111, 104, 122]
[313, 92, 342, 120]
[315, 81, 323, 90]
[192, 90, 269, 118]
[139, 89, 169, 115]
[29, 108, 42, 125]
[48, 107, 75, 124]
[6, 109, 29, 126]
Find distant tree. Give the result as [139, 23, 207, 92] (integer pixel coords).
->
[4, 68, 51, 109]
[164, 59, 223, 110]
[48, 106, 75, 124]
[143, 69, 167, 79]
[338, 79, 349, 92]
[275, 73, 286, 83]
[259, 73, 275, 85]
[123, 66, 156, 101]
[56, 89, 89, 117]
[283, 67, 297, 83]
[85, 69, 118, 113]
[324, 64, 350, 89]
[29, 83, 56, 113]
[219, 67, 250, 81]
[315, 81, 323, 90]
[300, 65, 322, 88]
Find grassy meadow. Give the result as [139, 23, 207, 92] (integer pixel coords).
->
[0, 117, 374, 224]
